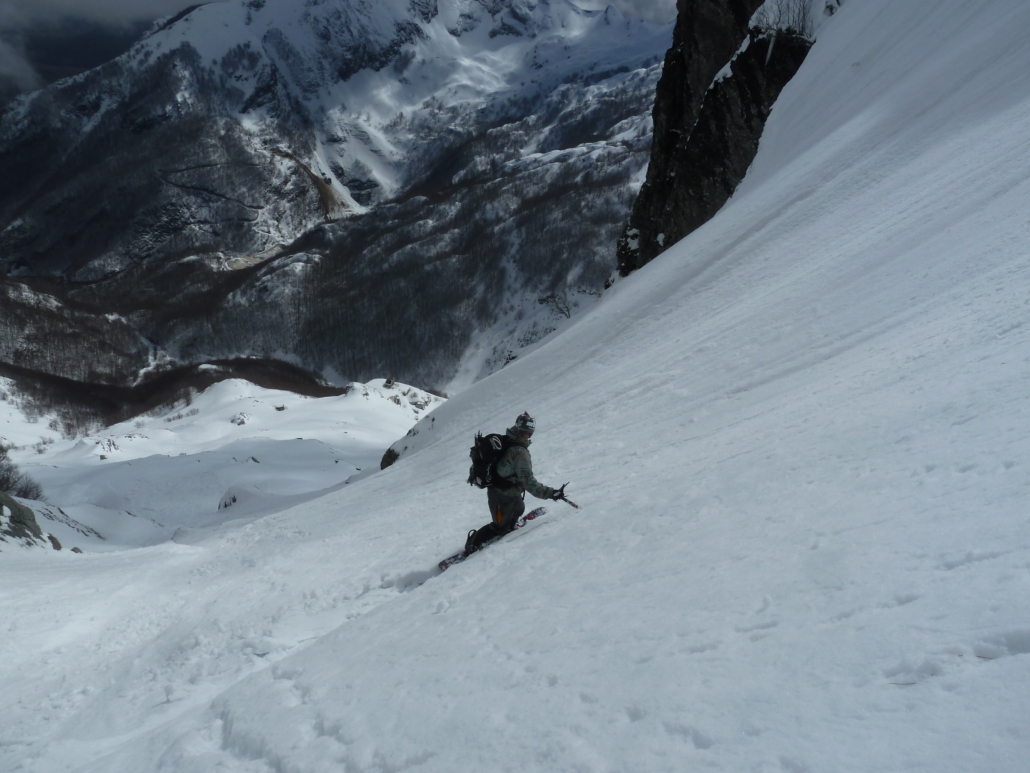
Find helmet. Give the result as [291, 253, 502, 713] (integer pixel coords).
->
[515, 412, 535, 437]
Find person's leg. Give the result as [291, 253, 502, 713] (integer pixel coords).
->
[467, 489, 525, 552]
[490, 487, 525, 533]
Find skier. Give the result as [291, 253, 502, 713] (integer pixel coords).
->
[463, 412, 570, 555]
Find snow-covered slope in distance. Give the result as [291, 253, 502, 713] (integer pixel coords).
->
[2, 1, 1030, 771]
[3, 377, 443, 550]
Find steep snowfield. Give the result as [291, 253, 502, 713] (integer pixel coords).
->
[3, 1, 1030, 771]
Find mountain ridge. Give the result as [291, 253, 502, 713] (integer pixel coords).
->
[4, 3, 1029, 770]
[1, 0, 675, 393]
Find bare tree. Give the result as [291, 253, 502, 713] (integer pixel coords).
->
[0, 445, 44, 500]
[753, 0, 814, 38]
[538, 291, 572, 319]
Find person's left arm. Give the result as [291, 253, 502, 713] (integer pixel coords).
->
[508, 447, 555, 499]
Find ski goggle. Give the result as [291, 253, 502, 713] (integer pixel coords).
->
[516, 413, 535, 435]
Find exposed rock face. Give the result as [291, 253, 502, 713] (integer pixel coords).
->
[0, 491, 46, 548]
[616, 0, 811, 275]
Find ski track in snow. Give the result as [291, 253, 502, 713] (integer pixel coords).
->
[4, 1, 1030, 771]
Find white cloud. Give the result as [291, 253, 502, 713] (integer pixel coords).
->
[0, 34, 42, 90]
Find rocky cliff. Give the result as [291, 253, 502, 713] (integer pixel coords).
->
[616, 0, 812, 275]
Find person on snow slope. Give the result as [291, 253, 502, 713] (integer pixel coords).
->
[464, 412, 569, 555]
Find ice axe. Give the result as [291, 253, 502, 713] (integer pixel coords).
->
[552, 483, 579, 509]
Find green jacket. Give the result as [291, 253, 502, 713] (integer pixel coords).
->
[496, 426, 555, 499]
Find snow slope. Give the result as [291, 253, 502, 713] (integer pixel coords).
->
[3, 0, 1030, 771]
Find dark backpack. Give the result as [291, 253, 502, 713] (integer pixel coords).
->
[467, 432, 516, 489]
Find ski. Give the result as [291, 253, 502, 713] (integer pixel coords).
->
[438, 507, 547, 571]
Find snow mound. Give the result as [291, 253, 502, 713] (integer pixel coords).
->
[5, 377, 443, 549]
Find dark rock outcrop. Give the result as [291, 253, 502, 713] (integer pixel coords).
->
[380, 447, 400, 470]
[616, 1, 811, 275]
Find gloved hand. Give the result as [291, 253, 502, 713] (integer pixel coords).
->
[550, 483, 569, 501]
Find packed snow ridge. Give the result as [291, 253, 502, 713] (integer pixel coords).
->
[3, 1, 1030, 771]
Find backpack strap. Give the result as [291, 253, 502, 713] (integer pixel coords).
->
[489, 434, 518, 489]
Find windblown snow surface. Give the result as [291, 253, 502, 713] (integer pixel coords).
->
[2, 0, 1030, 770]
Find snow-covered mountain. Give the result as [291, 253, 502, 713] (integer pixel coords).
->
[2, 1, 1029, 771]
[0, 0, 672, 390]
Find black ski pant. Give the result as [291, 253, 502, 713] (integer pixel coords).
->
[470, 487, 525, 549]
